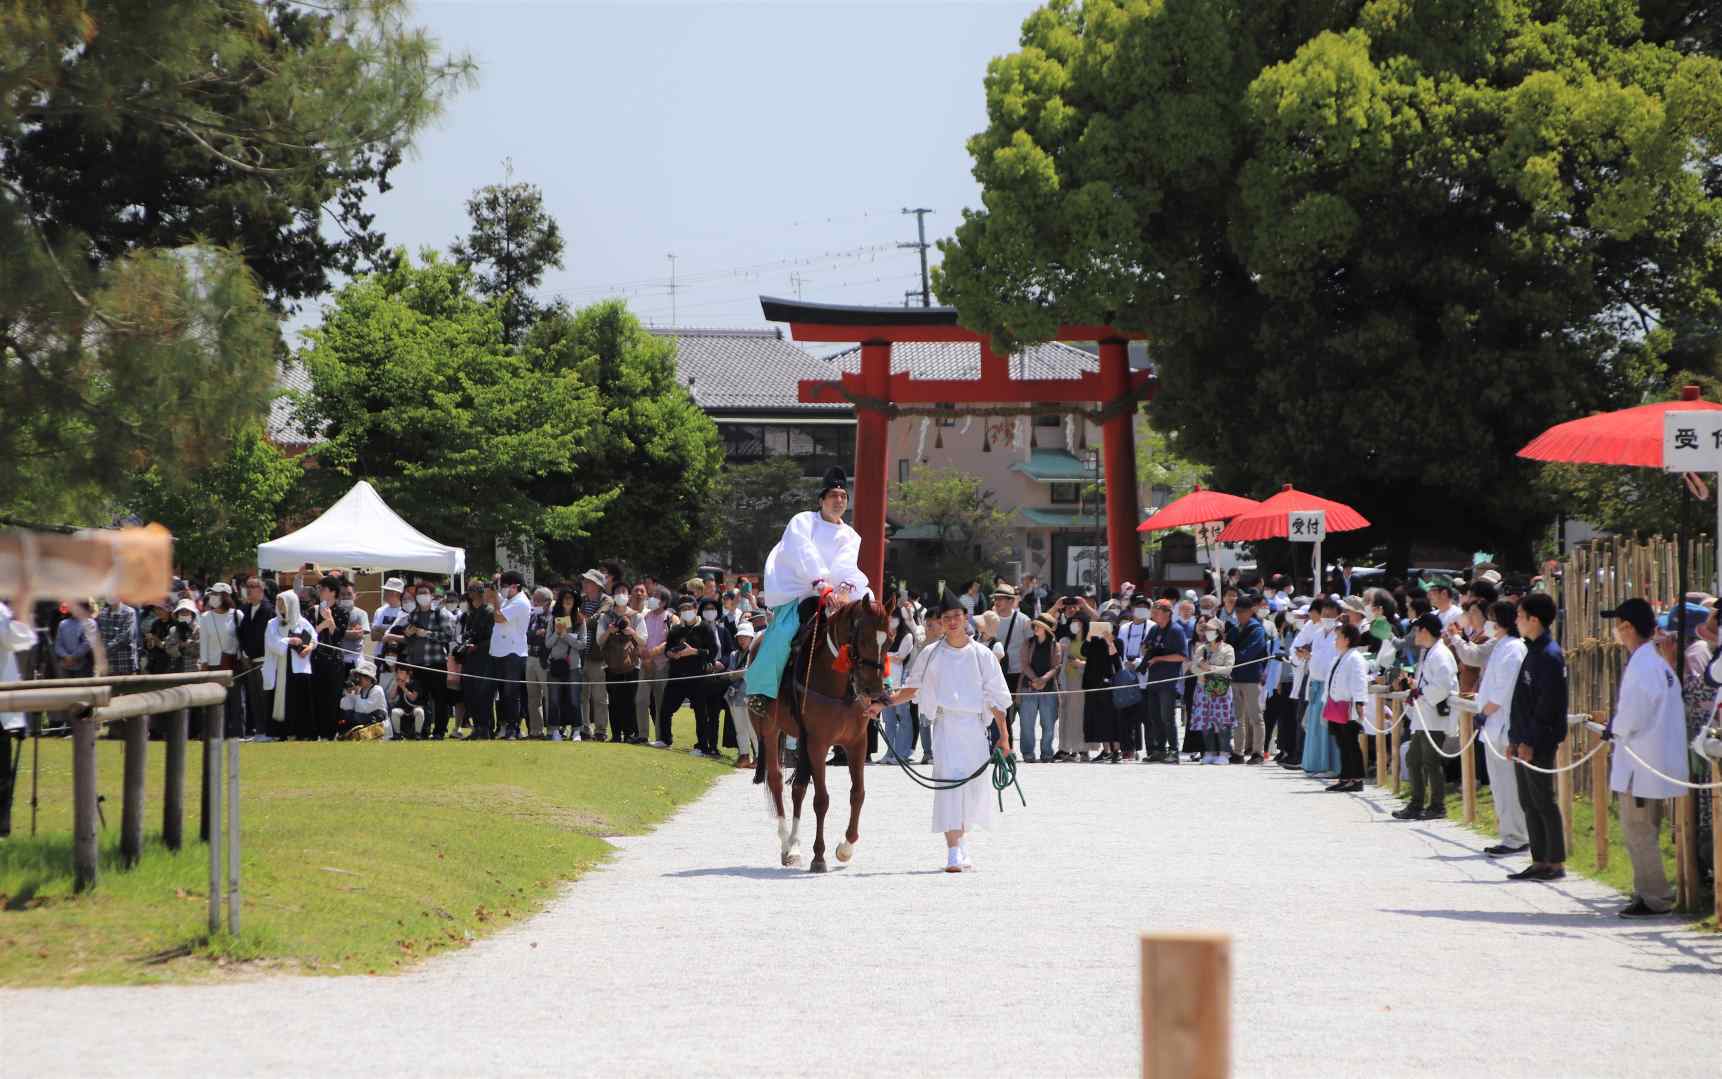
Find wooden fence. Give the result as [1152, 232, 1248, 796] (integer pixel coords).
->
[0, 670, 242, 933]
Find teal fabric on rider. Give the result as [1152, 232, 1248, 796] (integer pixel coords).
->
[743, 599, 802, 698]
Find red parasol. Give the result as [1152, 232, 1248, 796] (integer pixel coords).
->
[1517, 385, 1722, 468]
[1136, 485, 1262, 532]
[1216, 484, 1371, 543]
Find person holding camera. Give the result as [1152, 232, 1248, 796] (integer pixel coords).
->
[457, 581, 496, 738]
[659, 596, 718, 753]
[484, 571, 533, 740]
[307, 576, 352, 741]
[338, 659, 387, 738]
[598, 593, 645, 743]
[265, 589, 318, 740]
[1393, 613, 1458, 820]
[387, 580, 458, 739]
[388, 665, 426, 740]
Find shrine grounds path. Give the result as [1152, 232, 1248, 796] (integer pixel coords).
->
[8, 762, 1719, 1077]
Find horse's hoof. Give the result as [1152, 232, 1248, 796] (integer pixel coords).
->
[783, 853, 801, 867]
[809, 858, 828, 874]
[835, 841, 854, 863]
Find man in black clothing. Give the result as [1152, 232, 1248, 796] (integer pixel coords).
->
[460, 582, 496, 738]
[1506, 592, 1569, 882]
[1142, 600, 1188, 763]
[237, 577, 276, 736]
[660, 597, 718, 753]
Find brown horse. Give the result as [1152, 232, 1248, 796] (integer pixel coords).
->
[751, 597, 891, 872]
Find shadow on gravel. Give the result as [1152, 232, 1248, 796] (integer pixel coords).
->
[662, 866, 951, 880]
[1381, 909, 1722, 973]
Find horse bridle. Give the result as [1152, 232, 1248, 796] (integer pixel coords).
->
[821, 602, 889, 703]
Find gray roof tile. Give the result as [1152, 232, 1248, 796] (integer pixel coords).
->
[655, 327, 846, 411]
[827, 340, 1102, 381]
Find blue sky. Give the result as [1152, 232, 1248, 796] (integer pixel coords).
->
[312, 0, 1040, 337]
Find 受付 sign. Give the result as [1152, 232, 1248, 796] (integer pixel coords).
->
[1662, 410, 1722, 473]
[1287, 510, 1326, 542]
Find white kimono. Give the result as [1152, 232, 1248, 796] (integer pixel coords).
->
[1610, 642, 1689, 800]
[760, 510, 870, 609]
[1411, 639, 1459, 736]
[904, 638, 1012, 833]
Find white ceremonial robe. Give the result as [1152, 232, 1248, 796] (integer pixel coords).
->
[905, 637, 1013, 833]
[1411, 639, 1459, 736]
[1610, 642, 1689, 800]
[760, 510, 870, 609]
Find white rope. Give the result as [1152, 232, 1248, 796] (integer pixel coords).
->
[1615, 740, 1722, 790]
[313, 640, 744, 687]
[1415, 726, 1480, 760]
[1476, 730, 1607, 775]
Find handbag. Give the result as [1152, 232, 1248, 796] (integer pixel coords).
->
[1110, 666, 1143, 710]
[1322, 696, 1352, 725]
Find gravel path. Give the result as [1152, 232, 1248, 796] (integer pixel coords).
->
[8, 759, 1719, 1077]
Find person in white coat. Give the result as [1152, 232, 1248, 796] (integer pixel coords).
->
[1394, 614, 1457, 821]
[197, 582, 246, 737]
[1602, 598, 1688, 916]
[878, 589, 1013, 872]
[1, 599, 37, 836]
[265, 589, 318, 740]
[1475, 600, 1530, 856]
[744, 466, 870, 713]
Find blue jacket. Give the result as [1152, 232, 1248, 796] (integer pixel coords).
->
[1509, 631, 1568, 753]
[1228, 617, 1269, 684]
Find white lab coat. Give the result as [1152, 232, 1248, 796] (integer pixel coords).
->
[0, 601, 37, 733]
[760, 510, 870, 609]
[1477, 635, 1527, 747]
[1610, 642, 1689, 799]
[1411, 639, 1458, 735]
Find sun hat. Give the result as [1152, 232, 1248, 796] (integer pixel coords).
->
[383, 577, 406, 594]
[580, 568, 608, 590]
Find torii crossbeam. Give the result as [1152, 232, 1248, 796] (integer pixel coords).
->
[760, 297, 1152, 593]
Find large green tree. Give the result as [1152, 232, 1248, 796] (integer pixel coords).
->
[526, 302, 724, 577]
[0, 0, 472, 519]
[294, 251, 614, 569]
[128, 427, 302, 579]
[713, 457, 820, 573]
[451, 160, 566, 347]
[892, 467, 1017, 592]
[936, 0, 1722, 570]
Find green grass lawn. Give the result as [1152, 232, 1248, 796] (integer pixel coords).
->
[0, 726, 731, 987]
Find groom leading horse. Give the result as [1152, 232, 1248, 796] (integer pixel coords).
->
[746, 466, 890, 871]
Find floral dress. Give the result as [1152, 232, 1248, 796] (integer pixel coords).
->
[1189, 642, 1235, 732]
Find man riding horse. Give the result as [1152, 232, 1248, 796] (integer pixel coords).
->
[745, 465, 871, 721]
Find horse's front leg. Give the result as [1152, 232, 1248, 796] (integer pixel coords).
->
[808, 743, 830, 873]
[837, 731, 865, 863]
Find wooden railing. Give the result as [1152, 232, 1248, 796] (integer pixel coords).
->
[0, 670, 241, 933]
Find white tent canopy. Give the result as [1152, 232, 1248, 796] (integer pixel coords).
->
[257, 481, 466, 577]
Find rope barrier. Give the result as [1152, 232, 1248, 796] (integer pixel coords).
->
[1474, 729, 1607, 775]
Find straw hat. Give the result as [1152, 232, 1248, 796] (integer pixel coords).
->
[1033, 612, 1058, 634]
[974, 610, 1000, 637]
[991, 583, 1018, 600]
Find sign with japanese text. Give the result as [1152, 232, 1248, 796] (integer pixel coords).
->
[1662, 411, 1722, 473]
[1287, 510, 1326, 542]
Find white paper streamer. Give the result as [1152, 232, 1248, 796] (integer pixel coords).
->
[915, 417, 929, 459]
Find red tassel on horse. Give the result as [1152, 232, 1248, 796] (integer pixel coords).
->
[832, 644, 854, 673]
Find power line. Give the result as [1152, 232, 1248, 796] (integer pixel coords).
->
[554, 243, 900, 297]
[899, 207, 933, 307]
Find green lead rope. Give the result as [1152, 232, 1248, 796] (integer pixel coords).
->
[884, 744, 1026, 813]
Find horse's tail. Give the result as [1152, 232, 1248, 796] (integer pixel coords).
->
[790, 731, 813, 788]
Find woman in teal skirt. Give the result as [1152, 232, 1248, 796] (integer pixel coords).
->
[1298, 598, 1341, 775]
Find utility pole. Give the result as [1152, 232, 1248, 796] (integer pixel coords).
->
[899, 207, 933, 307]
[790, 271, 806, 300]
[667, 253, 678, 330]
[904, 289, 919, 308]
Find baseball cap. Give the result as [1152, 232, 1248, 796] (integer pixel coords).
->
[1601, 597, 1656, 639]
[1410, 613, 1443, 637]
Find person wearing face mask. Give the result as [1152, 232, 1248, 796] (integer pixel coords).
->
[876, 608, 919, 765]
[638, 586, 673, 746]
[236, 578, 277, 738]
[337, 580, 369, 677]
[1189, 617, 1236, 764]
[386, 581, 458, 738]
[1228, 595, 1269, 764]
[658, 596, 717, 752]
[575, 569, 612, 738]
[371, 577, 408, 697]
[309, 576, 352, 740]
[265, 589, 318, 740]
[456, 581, 495, 738]
[596, 584, 646, 743]
[482, 571, 533, 740]
[523, 586, 556, 739]
[197, 582, 246, 737]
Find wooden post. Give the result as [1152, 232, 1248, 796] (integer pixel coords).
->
[206, 702, 223, 935]
[162, 707, 187, 851]
[1712, 759, 1721, 920]
[1593, 738, 1611, 871]
[1674, 795, 1698, 914]
[226, 733, 241, 934]
[1373, 696, 1387, 787]
[1141, 934, 1229, 1079]
[1459, 708, 1477, 825]
[120, 713, 149, 868]
[1556, 737, 1574, 855]
[72, 716, 98, 892]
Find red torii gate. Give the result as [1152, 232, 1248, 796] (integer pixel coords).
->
[761, 297, 1153, 594]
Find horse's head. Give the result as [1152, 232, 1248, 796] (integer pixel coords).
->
[830, 595, 891, 704]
